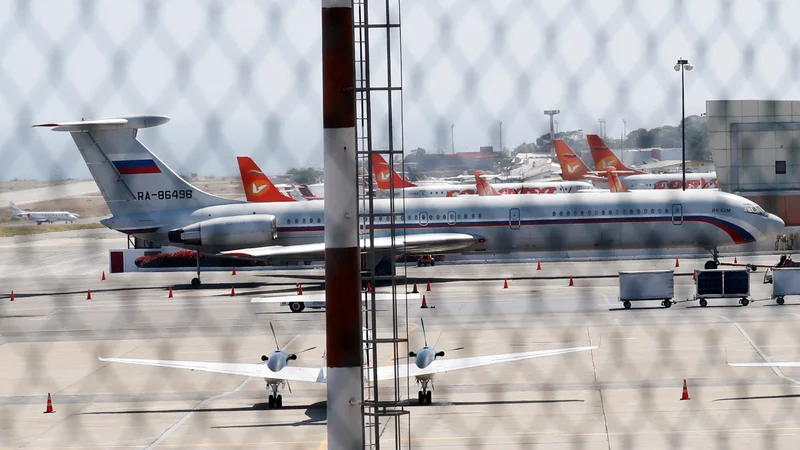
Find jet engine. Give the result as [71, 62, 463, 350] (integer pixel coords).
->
[168, 215, 277, 250]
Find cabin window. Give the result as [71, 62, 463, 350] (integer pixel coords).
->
[658, 208, 662, 213]
[651, 209, 655, 214]
[615, 209, 620, 215]
[602, 210, 606, 215]
[287, 219, 290, 224]
[559, 211, 564, 216]
[580, 211, 585, 216]
[478, 213, 482, 218]
[552, 212, 556, 216]
[318, 218, 322, 223]
[566, 211, 570, 216]
[594, 210, 598, 215]
[295, 219, 298, 224]
[436, 215, 440, 220]
[472, 214, 475, 219]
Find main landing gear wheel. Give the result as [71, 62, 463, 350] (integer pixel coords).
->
[426, 391, 432, 404]
[662, 299, 672, 308]
[699, 299, 708, 307]
[191, 277, 201, 287]
[268, 394, 275, 408]
[777, 296, 785, 305]
[623, 301, 632, 309]
[276, 395, 283, 408]
[740, 298, 750, 306]
[704, 260, 718, 270]
[289, 302, 305, 313]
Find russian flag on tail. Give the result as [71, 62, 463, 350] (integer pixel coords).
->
[113, 159, 161, 175]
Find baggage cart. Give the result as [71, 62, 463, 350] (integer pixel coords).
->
[694, 269, 750, 307]
[619, 270, 675, 309]
[770, 267, 800, 305]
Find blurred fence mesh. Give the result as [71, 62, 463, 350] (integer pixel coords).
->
[1, 0, 800, 449]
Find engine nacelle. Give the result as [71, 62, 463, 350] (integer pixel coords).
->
[168, 215, 277, 250]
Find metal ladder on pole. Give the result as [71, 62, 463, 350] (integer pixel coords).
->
[353, 0, 411, 448]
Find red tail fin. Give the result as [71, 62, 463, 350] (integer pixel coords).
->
[237, 156, 296, 202]
[474, 171, 500, 196]
[371, 154, 416, 189]
[586, 135, 641, 173]
[554, 140, 593, 181]
[605, 167, 629, 192]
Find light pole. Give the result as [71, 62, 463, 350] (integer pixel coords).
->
[555, 120, 559, 135]
[622, 118, 626, 164]
[498, 120, 503, 152]
[598, 119, 606, 139]
[674, 58, 693, 190]
[543, 110, 560, 157]
[451, 124, 455, 154]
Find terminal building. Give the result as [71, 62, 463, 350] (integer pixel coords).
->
[706, 99, 800, 225]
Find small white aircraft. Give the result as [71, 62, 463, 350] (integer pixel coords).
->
[8, 201, 80, 224]
[99, 320, 599, 407]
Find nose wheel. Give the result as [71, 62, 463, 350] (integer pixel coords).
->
[267, 383, 283, 408]
[417, 380, 432, 405]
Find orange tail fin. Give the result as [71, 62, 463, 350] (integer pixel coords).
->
[474, 170, 500, 196]
[371, 154, 416, 189]
[554, 140, 593, 181]
[605, 167, 629, 192]
[237, 156, 296, 202]
[586, 135, 641, 173]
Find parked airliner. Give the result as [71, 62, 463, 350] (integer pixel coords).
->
[35, 115, 783, 286]
[372, 154, 595, 197]
[8, 201, 80, 224]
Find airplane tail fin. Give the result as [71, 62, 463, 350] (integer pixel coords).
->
[34, 115, 236, 217]
[371, 154, 416, 189]
[236, 156, 296, 203]
[605, 167, 629, 192]
[474, 171, 501, 196]
[554, 140, 593, 181]
[586, 134, 639, 173]
[8, 201, 25, 217]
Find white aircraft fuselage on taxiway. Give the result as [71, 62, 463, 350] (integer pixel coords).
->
[8, 201, 80, 224]
[35, 115, 783, 273]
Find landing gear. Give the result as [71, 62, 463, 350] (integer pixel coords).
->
[417, 379, 432, 405]
[267, 383, 283, 408]
[705, 249, 719, 270]
[191, 250, 202, 288]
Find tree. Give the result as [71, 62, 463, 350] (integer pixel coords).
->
[287, 167, 323, 184]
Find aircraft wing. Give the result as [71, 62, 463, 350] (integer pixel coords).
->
[374, 343, 599, 381]
[728, 361, 800, 367]
[251, 292, 420, 303]
[222, 233, 481, 260]
[99, 356, 326, 383]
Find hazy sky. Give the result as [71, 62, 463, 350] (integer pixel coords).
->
[1, 0, 799, 180]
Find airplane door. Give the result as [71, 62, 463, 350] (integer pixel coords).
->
[447, 211, 457, 225]
[672, 204, 683, 225]
[509, 208, 521, 230]
[419, 212, 428, 226]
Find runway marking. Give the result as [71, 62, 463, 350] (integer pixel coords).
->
[723, 317, 800, 387]
[146, 376, 255, 449]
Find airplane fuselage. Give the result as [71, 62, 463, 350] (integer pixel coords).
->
[102, 189, 782, 256]
[393, 181, 595, 198]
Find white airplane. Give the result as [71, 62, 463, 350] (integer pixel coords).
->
[372, 154, 596, 197]
[99, 320, 599, 407]
[8, 201, 80, 224]
[35, 114, 783, 286]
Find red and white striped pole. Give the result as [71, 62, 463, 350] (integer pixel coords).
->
[322, 1, 362, 448]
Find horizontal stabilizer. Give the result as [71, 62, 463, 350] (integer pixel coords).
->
[33, 115, 170, 132]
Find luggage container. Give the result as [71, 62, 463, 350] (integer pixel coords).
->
[619, 270, 675, 309]
[770, 267, 800, 305]
[694, 269, 750, 307]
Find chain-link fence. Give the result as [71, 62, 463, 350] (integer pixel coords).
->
[1, 1, 799, 449]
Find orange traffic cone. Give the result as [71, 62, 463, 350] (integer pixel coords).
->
[412, 283, 418, 293]
[503, 279, 509, 289]
[86, 289, 92, 300]
[10, 290, 14, 301]
[680, 379, 690, 400]
[693, 270, 697, 281]
[568, 276, 574, 287]
[420, 295, 428, 309]
[230, 286, 236, 297]
[366, 282, 372, 292]
[426, 280, 431, 292]
[232, 266, 237, 276]
[734, 257, 738, 264]
[168, 286, 173, 298]
[44, 393, 54, 413]
[297, 284, 303, 295]
[537, 260, 542, 271]
[101, 271, 106, 281]
[675, 258, 680, 268]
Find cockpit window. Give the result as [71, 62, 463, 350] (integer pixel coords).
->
[743, 203, 768, 217]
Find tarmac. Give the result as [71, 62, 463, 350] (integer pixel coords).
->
[3, 230, 800, 448]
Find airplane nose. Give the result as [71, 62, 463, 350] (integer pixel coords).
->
[767, 213, 785, 234]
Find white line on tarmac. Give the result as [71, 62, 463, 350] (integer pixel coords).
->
[723, 316, 800, 387]
[146, 376, 254, 449]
